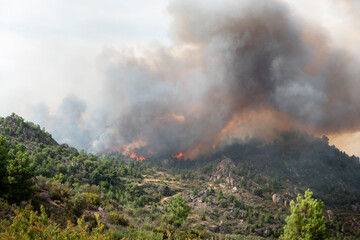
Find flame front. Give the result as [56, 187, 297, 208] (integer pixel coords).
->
[173, 152, 183, 159]
[129, 152, 145, 161]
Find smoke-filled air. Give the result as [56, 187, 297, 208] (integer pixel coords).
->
[36, 0, 360, 159]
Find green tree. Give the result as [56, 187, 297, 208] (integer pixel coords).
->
[6, 149, 35, 203]
[0, 137, 35, 203]
[281, 189, 328, 240]
[0, 136, 10, 194]
[167, 195, 191, 227]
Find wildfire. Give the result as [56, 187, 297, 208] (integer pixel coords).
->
[129, 152, 145, 161]
[173, 152, 183, 159]
[212, 145, 216, 149]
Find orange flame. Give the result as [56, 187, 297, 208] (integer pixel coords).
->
[129, 152, 146, 161]
[212, 145, 216, 149]
[173, 152, 183, 159]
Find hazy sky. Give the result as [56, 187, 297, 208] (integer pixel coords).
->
[0, 0, 359, 156]
[0, 0, 170, 115]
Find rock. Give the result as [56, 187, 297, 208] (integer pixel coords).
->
[209, 224, 220, 233]
[210, 158, 238, 187]
[272, 194, 282, 203]
[39, 191, 50, 201]
[61, 143, 69, 148]
[264, 228, 273, 237]
[351, 205, 358, 212]
[326, 210, 334, 221]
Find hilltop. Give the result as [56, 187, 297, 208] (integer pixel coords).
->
[0, 113, 58, 149]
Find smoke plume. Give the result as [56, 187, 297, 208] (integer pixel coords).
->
[37, 0, 360, 158]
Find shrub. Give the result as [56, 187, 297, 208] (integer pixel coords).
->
[218, 199, 228, 208]
[77, 184, 100, 194]
[252, 187, 263, 197]
[106, 212, 129, 226]
[0, 205, 112, 239]
[84, 192, 100, 206]
[48, 182, 72, 201]
[69, 192, 89, 217]
[265, 213, 273, 224]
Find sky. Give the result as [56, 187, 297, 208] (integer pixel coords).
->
[0, 0, 360, 156]
[0, 0, 170, 114]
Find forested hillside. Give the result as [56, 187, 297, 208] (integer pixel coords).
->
[0, 114, 359, 239]
[194, 131, 360, 207]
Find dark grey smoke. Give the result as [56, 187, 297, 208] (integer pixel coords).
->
[34, 0, 360, 157]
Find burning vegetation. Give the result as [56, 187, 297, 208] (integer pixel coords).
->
[172, 152, 183, 160]
[129, 152, 145, 161]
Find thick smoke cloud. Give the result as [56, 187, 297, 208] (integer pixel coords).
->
[39, 0, 360, 158]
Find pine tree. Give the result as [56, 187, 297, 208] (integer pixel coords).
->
[6, 149, 35, 203]
[0, 137, 35, 203]
[0, 136, 10, 195]
[167, 195, 191, 227]
[281, 189, 328, 240]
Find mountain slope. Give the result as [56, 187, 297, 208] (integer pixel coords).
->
[193, 131, 360, 206]
[0, 114, 359, 238]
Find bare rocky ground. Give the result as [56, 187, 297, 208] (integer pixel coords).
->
[137, 158, 360, 238]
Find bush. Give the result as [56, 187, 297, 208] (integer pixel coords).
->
[69, 192, 89, 217]
[218, 199, 228, 208]
[106, 212, 129, 226]
[0, 199, 11, 219]
[265, 213, 273, 224]
[0, 205, 112, 239]
[77, 184, 100, 194]
[48, 182, 72, 201]
[252, 187, 263, 197]
[84, 192, 100, 206]
[200, 211, 206, 221]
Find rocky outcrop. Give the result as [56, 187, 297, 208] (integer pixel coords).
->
[326, 210, 334, 221]
[210, 158, 238, 187]
[272, 194, 282, 204]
